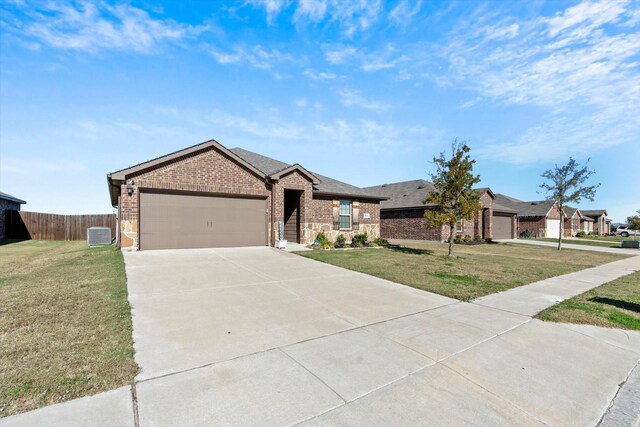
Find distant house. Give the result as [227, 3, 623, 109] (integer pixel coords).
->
[494, 194, 562, 238]
[580, 215, 595, 233]
[0, 192, 27, 239]
[563, 207, 583, 237]
[364, 180, 517, 241]
[580, 210, 609, 235]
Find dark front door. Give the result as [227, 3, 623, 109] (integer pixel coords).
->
[283, 190, 300, 243]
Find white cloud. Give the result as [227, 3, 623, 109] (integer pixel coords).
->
[5, 2, 206, 53]
[247, 0, 291, 24]
[323, 45, 357, 64]
[294, 0, 328, 21]
[303, 69, 342, 80]
[210, 45, 293, 70]
[389, 0, 423, 25]
[438, 0, 640, 164]
[338, 89, 389, 111]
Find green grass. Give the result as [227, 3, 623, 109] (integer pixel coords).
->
[0, 240, 137, 417]
[297, 240, 626, 301]
[537, 271, 640, 330]
[535, 238, 622, 248]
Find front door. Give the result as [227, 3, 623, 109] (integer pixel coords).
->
[283, 190, 300, 243]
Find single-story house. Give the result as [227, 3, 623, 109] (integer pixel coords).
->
[0, 191, 26, 239]
[107, 139, 385, 250]
[563, 206, 583, 237]
[363, 180, 517, 241]
[580, 215, 595, 233]
[494, 194, 562, 238]
[580, 209, 609, 235]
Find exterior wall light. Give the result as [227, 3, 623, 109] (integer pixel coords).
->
[126, 180, 134, 196]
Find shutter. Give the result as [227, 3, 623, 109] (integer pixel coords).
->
[332, 200, 340, 230]
[352, 201, 360, 230]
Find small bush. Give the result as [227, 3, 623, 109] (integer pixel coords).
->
[474, 234, 482, 241]
[352, 232, 368, 247]
[334, 234, 346, 248]
[453, 235, 463, 244]
[315, 231, 333, 249]
[576, 230, 586, 238]
[520, 230, 533, 238]
[588, 231, 597, 236]
[373, 237, 389, 246]
[463, 234, 472, 243]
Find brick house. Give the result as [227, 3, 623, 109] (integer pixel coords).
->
[107, 140, 384, 250]
[0, 192, 26, 239]
[364, 180, 517, 241]
[563, 207, 583, 237]
[494, 194, 562, 238]
[580, 210, 609, 235]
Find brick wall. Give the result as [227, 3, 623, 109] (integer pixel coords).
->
[272, 170, 313, 243]
[380, 208, 444, 241]
[518, 217, 546, 237]
[305, 196, 381, 244]
[1, 199, 22, 239]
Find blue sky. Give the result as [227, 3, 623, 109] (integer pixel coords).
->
[1, 0, 639, 222]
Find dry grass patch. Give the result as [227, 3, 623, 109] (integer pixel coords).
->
[0, 240, 137, 417]
[537, 271, 640, 330]
[298, 240, 626, 301]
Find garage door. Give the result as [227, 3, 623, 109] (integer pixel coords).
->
[546, 219, 561, 238]
[492, 214, 514, 239]
[140, 192, 266, 250]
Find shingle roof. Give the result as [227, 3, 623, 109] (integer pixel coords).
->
[580, 209, 608, 217]
[494, 193, 556, 217]
[564, 206, 579, 218]
[0, 191, 26, 204]
[230, 148, 383, 199]
[363, 179, 437, 209]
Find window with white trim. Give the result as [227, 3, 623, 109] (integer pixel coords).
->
[339, 200, 352, 230]
[456, 219, 464, 233]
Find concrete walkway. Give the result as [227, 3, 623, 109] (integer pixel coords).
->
[495, 238, 640, 255]
[2, 248, 639, 427]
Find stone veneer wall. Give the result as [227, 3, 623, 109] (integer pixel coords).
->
[118, 147, 270, 250]
[0, 199, 22, 239]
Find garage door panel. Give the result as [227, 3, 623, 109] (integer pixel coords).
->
[545, 219, 560, 238]
[492, 214, 514, 239]
[140, 193, 265, 250]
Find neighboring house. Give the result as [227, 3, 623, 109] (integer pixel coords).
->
[580, 210, 609, 235]
[580, 216, 595, 233]
[107, 139, 384, 250]
[0, 192, 26, 239]
[494, 194, 562, 238]
[363, 180, 517, 241]
[563, 207, 583, 237]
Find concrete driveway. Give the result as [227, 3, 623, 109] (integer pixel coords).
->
[120, 247, 640, 426]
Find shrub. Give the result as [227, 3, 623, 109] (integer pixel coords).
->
[352, 232, 368, 247]
[315, 231, 333, 249]
[474, 234, 482, 242]
[520, 230, 533, 238]
[453, 235, 463, 244]
[576, 230, 586, 238]
[463, 234, 472, 243]
[334, 234, 346, 248]
[373, 237, 389, 246]
[588, 231, 597, 236]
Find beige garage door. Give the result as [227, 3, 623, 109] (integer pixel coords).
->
[140, 192, 266, 250]
[493, 214, 514, 239]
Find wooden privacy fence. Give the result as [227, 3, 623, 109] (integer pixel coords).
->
[5, 211, 116, 241]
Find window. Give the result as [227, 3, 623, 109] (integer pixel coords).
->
[456, 220, 464, 233]
[339, 200, 351, 229]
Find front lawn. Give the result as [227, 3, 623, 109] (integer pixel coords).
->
[298, 240, 626, 301]
[536, 271, 640, 331]
[535, 238, 622, 248]
[0, 240, 137, 417]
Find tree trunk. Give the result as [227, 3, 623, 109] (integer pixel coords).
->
[557, 211, 564, 251]
[448, 223, 455, 257]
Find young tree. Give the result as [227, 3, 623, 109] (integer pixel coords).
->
[539, 158, 600, 250]
[424, 140, 482, 257]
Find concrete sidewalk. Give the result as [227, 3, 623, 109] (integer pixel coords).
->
[3, 249, 639, 426]
[495, 238, 640, 255]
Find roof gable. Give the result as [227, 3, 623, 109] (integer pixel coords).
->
[0, 191, 26, 204]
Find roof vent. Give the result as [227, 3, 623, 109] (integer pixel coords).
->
[381, 184, 387, 187]
[530, 202, 537, 205]
[403, 194, 407, 197]
[417, 185, 424, 189]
